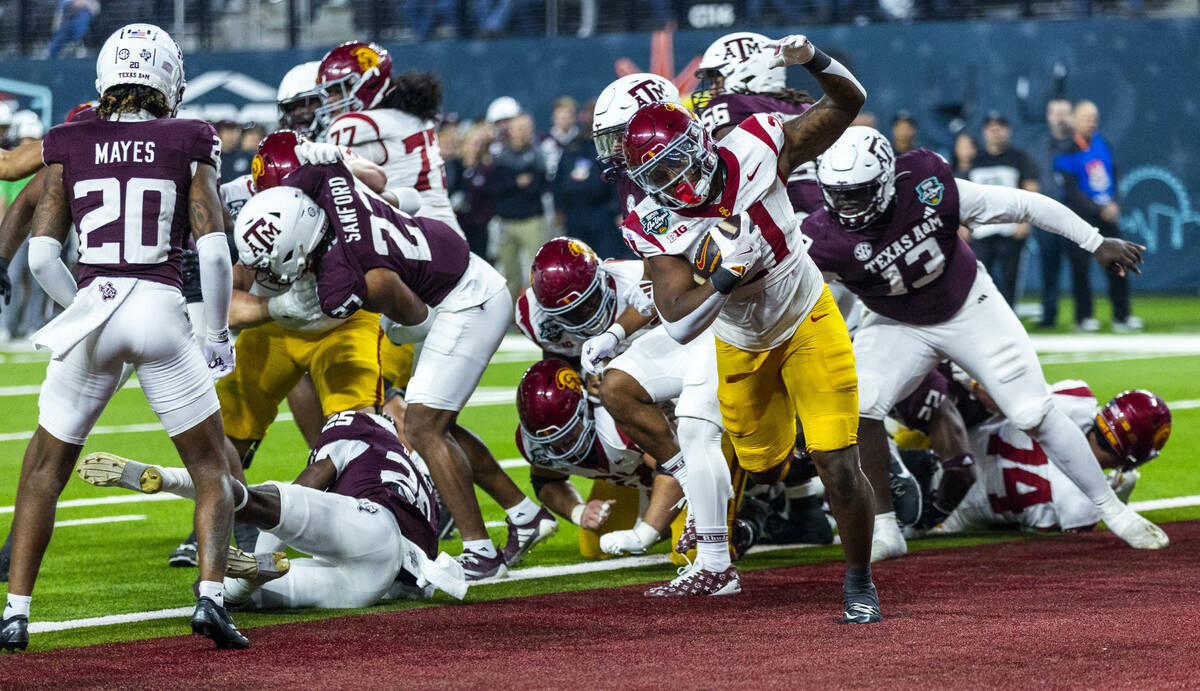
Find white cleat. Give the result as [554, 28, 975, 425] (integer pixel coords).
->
[1104, 505, 1169, 549]
[870, 513, 908, 563]
[76, 452, 161, 493]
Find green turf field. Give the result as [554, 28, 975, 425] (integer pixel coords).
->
[2, 295, 1198, 652]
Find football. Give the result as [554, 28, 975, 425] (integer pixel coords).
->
[691, 218, 740, 279]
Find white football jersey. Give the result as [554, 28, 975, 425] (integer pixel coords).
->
[621, 113, 825, 351]
[593, 405, 654, 487]
[323, 107, 463, 236]
[220, 174, 255, 223]
[949, 381, 1101, 531]
[514, 259, 655, 357]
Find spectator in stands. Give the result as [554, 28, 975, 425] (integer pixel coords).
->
[963, 112, 1040, 305]
[439, 115, 463, 197]
[46, 0, 100, 59]
[951, 132, 978, 177]
[891, 110, 919, 154]
[539, 96, 579, 180]
[485, 96, 521, 156]
[487, 112, 548, 302]
[239, 123, 267, 154]
[851, 111, 878, 129]
[451, 123, 496, 258]
[0, 112, 48, 342]
[400, 0, 459, 39]
[1053, 100, 1141, 332]
[552, 99, 622, 259]
[1035, 97, 1093, 330]
[216, 119, 252, 180]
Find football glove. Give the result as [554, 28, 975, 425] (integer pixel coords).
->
[580, 327, 623, 376]
[295, 141, 343, 166]
[203, 330, 236, 380]
[707, 225, 761, 295]
[599, 520, 659, 555]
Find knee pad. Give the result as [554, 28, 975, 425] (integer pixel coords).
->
[1009, 396, 1054, 431]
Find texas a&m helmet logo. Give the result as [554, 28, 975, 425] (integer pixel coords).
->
[241, 215, 283, 262]
[627, 79, 670, 107]
[721, 36, 763, 63]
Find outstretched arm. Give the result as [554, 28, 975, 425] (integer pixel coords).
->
[772, 35, 867, 174]
[0, 140, 44, 182]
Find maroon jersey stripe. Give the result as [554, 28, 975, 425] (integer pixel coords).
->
[748, 201, 789, 262]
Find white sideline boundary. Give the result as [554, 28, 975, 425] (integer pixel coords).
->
[54, 514, 145, 528]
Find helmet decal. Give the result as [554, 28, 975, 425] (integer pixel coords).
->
[251, 154, 265, 182]
[555, 367, 582, 394]
[720, 35, 764, 62]
[351, 45, 380, 71]
[627, 79, 670, 106]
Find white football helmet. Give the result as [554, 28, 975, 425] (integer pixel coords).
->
[277, 61, 322, 135]
[816, 126, 897, 230]
[693, 32, 784, 108]
[11, 110, 44, 140]
[233, 186, 330, 288]
[95, 24, 185, 113]
[591, 73, 681, 181]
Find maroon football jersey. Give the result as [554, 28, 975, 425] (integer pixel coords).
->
[318, 411, 438, 558]
[802, 149, 975, 325]
[41, 116, 220, 290]
[894, 362, 996, 434]
[283, 162, 470, 318]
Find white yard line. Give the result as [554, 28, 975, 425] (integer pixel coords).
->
[54, 514, 146, 528]
[1127, 494, 1200, 512]
[28, 607, 193, 634]
[0, 493, 183, 514]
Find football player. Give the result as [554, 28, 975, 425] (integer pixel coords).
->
[316, 41, 463, 235]
[233, 157, 554, 580]
[75, 409, 468, 609]
[801, 125, 1166, 560]
[591, 72, 683, 216]
[619, 36, 878, 620]
[1, 24, 248, 651]
[515, 359, 695, 560]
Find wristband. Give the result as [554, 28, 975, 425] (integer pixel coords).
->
[802, 47, 832, 74]
[570, 503, 586, 526]
[710, 267, 742, 295]
[632, 520, 660, 548]
[206, 327, 231, 343]
[605, 323, 626, 342]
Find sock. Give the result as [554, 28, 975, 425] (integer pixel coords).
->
[4, 593, 31, 620]
[223, 577, 256, 605]
[659, 452, 688, 485]
[696, 529, 731, 570]
[198, 580, 224, 608]
[159, 467, 196, 499]
[504, 497, 540, 525]
[462, 538, 497, 558]
[844, 566, 873, 593]
[1030, 407, 1120, 508]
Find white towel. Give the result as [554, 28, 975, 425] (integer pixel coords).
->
[32, 278, 137, 360]
[400, 534, 469, 600]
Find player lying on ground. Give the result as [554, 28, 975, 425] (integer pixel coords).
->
[1, 23, 249, 652]
[620, 36, 878, 621]
[802, 125, 1167, 560]
[77, 410, 467, 609]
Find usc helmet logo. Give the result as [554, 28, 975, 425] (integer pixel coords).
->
[250, 154, 265, 183]
[352, 46, 380, 71]
[566, 240, 592, 258]
[554, 367, 582, 394]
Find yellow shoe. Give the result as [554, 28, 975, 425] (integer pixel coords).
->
[76, 452, 162, 493]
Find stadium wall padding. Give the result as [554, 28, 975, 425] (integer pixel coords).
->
[1, 17, 1197, 293]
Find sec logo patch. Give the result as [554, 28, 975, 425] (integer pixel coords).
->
[853, 241, 873, 261]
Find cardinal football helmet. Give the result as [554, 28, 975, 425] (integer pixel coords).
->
[517, 359, 596, 469]
[816, 126, 897, 230]
[693, 31, 784, 110]
[1095, 390, 1172, 471]
[592, 73, 681, 182]
[95, 24, 186, 113]
[251, 130, 305, 192]
[530, 237, 617, 337]
[233, 186, 329, 289]
[623, 102, 719, 209]
[314, 41, 393, 127]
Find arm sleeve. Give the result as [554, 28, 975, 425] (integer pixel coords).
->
[314, 439, 369, 478]
[28, 235, 77, 307]
[955, 178, 1103, 252]
[196, 232, 234, 338]
[660, 290, 728, 344]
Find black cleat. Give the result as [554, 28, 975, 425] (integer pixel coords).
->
[434, 491, 456, 541]
[191, 597, 249, 649]
[841, 583, 883, 625]
[169, 537, 199, 568]
[1, 615, 29, 652]
[889, 446, 923, 527]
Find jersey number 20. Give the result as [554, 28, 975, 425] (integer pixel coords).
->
[75, 177, 175, 265]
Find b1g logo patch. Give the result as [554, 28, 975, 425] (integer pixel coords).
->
[644, 207, 671, 235]
[916, 177, 944, 206]
[853, 241, 873, 262]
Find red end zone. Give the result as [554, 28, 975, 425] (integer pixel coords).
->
[6, 521, 1199, 688]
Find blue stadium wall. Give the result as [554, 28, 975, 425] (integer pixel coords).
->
[1, 17, 1197, 293]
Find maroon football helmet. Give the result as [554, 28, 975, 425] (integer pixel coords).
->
[252, 130, 305, 192]
[516, 359, 595, 469]
[529, 237, 617, 337]
[1095, 389, 1171, 471]
[623, 102, 719, 209]
[314, 41, 393, 127]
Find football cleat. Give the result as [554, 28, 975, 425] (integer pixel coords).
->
[1103, 504, 1169, 549]
[645, 563, 741, 597]
[889, 447, 923, 527]
[0, 615, 28, 652]
[224, 547, 290, 583]
[191, 597, 249, 650]
[675, 512, 696, 554]
[841, 583, 883, 624]
[435, 491, 456, 540]
[168, 538, 199, 568]
[457, 547, 508, 581]
[501, 506, 558, 567]
[730, 518, 758, 561]
[871, 513, 908, 563]
[75, 452, 162, 493]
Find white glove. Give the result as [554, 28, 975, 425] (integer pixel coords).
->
[598, 520, 659, 556]
[1108, 468, 1140, 504]
[203, 331, 236, 380]
[295, 141, 343, 166]
[381, 308, 437, 345]
[267, 276, 343, 332]
[707, 225, 761, 294]
[767, 35, 817, 68]
[622, 279, 656, 317]
[580, 326, 623, 376]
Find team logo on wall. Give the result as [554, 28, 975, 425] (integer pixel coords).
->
[916, 176, 944, 206]
[853, 241, 873, 261]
